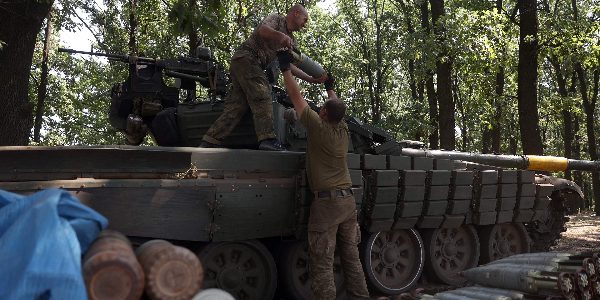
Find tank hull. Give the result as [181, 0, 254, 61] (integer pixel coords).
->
[0, 145, 577, 299]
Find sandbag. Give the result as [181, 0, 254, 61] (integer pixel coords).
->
[0, 188, 108, 300]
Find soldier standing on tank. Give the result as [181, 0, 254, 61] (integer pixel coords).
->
[276, 49, 371, 300]
[200, 4, 327, 151]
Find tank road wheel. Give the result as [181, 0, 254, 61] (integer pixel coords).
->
[479, 222, 531, 264]
[422, 224, 480, 285]
[360, 229, 425, 295]
[527, 191, 569, 252]
[278, 240, 347, 300]
[197, 240, 277, 300]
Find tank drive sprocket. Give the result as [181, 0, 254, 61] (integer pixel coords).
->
[526, 191, 569, 252]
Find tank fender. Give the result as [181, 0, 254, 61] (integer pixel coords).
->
[534, 174, 584, 199]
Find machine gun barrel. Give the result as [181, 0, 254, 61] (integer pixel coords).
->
[164, 70, 209, 86]
[58, 48, 156, 64]
[400, 148, 600, 172]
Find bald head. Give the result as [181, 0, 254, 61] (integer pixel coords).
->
[288, 4, 307, 15]
[286, 4, 309, 31]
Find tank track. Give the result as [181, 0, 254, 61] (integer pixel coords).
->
[526, 191, 569, 252]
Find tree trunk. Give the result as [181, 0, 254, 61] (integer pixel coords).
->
[430, 0, 454, 150]
[550, 56, 572, 181]
[398, 0, 417, 102]
[573, 113, 584, 206]
[188, 0, 198, 57]
[128, 0, 137, 54]
[0, 0, 53, 145]
[453, 76, 467, 151]
[517, 0, 544, 155]
[562, 110, 572, 180]
[373, 2, 384, 125]
[575, 63, 600, 214]
[421, 1, 438, 149]
[492, 69, 504, 153]
[397, 0, 423, 141]
[34, 8, 54, 143]
[417, 80, 425, 141]
[426, 75, 437, 149]
[509, 135, 517, 155]
[491, 0, 504, 154]
[482, 126, 491, 154]
[509, 118, 518, 155]
[570, 72, 582, 196]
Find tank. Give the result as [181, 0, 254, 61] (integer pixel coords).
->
[0, 48, 591, 299]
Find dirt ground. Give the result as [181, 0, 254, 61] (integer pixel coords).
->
[550, 211, 600, 252]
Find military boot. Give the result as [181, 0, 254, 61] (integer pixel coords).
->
[259, 139, 286, 151]
[200, 140, 222, 148]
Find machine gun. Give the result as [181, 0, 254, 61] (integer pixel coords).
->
[59, 46, 229, 145]
[58, 47, 228, 97]
[59, 45, 336, 149]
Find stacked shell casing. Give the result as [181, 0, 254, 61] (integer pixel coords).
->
[403, 252, 600, 300]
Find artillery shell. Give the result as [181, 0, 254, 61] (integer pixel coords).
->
[460, 265, 575, 298]
[82, 230, 145, 300]
[136, 239, 203, 300]
[462, 286, 526, 299]
[444, 288, 513, 300]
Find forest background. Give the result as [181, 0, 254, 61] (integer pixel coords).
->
[0, 0, 599, 211]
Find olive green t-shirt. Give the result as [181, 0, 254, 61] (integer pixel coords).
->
[241, 13, 297, 68]
[299, 106, 352, 192]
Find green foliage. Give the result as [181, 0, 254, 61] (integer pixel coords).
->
[167, 0, 225, 38]
[29, 43, 125, 145]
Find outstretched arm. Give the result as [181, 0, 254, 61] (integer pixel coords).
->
[277, 50, 308, 118]
[282, 69, 308, 118]
[257, 25, 293, 48]
[290, 65, 328, 84]
[327, 89, 337, 99]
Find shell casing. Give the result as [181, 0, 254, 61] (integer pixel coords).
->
[574, 268, 591, 293]
[290, 50, 326, 79]
[443, 289, 513, 300]
[579, 290, 593, 300]
[460, 265, 569, 295]
[429, 294, 481, 300]
[512, 253, 574, 259]
[461, 286, 526, 299]
[488, 263, 560, 273]
[488, 256, 596, 276]
[487, 257, 570, 268]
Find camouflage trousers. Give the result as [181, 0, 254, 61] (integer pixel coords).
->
[308, 191, 370, 300]
[203, 49, 275, 145]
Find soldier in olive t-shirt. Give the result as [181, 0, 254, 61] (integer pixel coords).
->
[300, 105, 352, 192]
[277, 50, 370, 300]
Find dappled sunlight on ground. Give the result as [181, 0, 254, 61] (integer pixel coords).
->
[551, 211, 600, 252]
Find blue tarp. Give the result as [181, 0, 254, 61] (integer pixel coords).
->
[0, 188, 108, 300]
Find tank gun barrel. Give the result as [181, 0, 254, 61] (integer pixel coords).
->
[400, 148, 600, 172]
